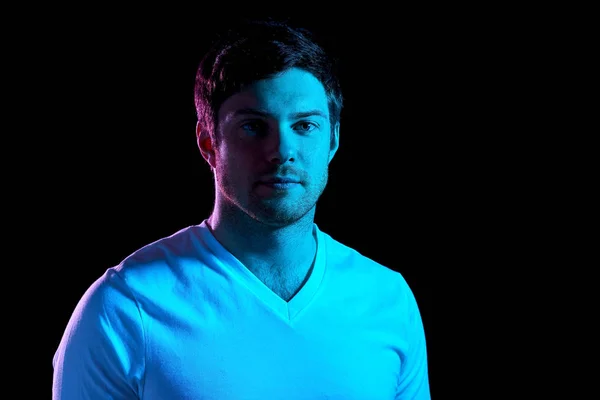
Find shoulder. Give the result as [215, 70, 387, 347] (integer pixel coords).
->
[319, 227, 418, 311]
[113, 224, 206, 285]
[120, 224, 204, 267]
[59, 266, 143, 343]
[58, 224, 204, 347]
[52, 267, 146, 396]
[320, 228, 407, 283]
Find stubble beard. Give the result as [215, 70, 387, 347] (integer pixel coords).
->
[253, 168, 328, 227]
[218, 167, 329, 228]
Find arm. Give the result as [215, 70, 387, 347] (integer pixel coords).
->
[396, 282, 431, 400]
[52, 268, 145, 399]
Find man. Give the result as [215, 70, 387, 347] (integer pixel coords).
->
[52, 18, 431, 399]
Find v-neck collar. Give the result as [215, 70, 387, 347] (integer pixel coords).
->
[197, 220, 326, 321]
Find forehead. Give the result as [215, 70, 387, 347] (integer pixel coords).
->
[219, 68, 329, 121]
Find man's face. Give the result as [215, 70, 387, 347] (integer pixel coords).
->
[210, 67, 339, 227]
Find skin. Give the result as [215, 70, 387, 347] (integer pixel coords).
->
[197, 67, 339, 294]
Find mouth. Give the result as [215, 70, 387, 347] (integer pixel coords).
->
[257, 178, 301, 190]
[260, 179, 300, 184]
[258, 175, 301, 184]
[259, 181, 299, 187]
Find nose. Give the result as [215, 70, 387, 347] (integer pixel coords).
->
[267, 126, 295, 165]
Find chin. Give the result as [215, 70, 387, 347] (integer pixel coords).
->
[250, 204, 314, 227]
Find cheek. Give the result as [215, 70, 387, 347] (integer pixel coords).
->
[305, 155, 330, 181]
[314, 143, 332, 163]
[218, 148, 256, 181]
[218, 143, 243, 167]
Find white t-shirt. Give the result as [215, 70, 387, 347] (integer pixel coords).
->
[52, 220, 430, 399]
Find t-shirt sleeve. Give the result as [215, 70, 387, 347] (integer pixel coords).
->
[52, 268, 146, 399]
[396, 278, 431, 400]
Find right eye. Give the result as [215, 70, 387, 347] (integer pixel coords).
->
[240, 120, 267, 136]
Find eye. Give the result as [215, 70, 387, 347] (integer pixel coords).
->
[294, 121, 317, 133]
[240, 120, 267, 136]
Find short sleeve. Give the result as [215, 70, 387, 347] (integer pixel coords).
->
[396, 279, 431, 400]
[52, 268, 146, 399]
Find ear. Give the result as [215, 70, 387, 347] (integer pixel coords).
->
[197, 121, 216, 169]
[328, 122, 340, 164]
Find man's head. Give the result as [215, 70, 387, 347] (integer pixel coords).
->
[194, 19, 343, 227]
[194, 18, 343, 144]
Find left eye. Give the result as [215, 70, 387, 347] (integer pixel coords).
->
[294, 122, 316, 132]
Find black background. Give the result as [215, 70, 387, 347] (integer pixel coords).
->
[34, 12, 474, 397]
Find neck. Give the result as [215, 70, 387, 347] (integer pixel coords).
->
[206, 199, 317, 277]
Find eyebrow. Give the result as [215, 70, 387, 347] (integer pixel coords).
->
[231, 108, 327, 120]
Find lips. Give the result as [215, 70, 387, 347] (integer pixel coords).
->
[259, 177, 300, 184]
